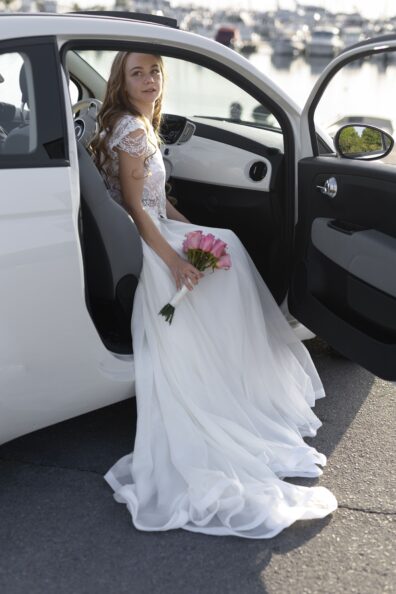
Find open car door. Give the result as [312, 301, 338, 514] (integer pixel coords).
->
[289, 35, 396, 380]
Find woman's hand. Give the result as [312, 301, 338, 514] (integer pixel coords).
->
[168, 254, 204, 291]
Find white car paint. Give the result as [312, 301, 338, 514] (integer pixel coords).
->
[0, 162, 134, 445]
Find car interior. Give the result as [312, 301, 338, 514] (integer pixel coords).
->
[63, 46, 297, 356]
[67, 41, 396, 380]
[0, 65, 30, 153]
[0, 38, 312, 359]
[0, 46, 296, 356]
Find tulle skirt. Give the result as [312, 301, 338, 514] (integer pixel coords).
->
[104, 216, 337, 538]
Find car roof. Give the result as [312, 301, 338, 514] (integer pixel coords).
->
[0, 10, 178, 29]
[0, 12, 212, 48]
[72, 11, 178, 29]
[0, 11, 303, 121]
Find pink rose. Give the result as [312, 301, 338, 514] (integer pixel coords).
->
[210, 239, 228, 258]
[199, 233, 216, 252]
[216, 254, 232, 269]
[183, 230, 203, 251]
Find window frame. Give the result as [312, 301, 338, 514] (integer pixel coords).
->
[61, 38, 297, 295]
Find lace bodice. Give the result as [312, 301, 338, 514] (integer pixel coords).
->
[102, 114, 167, 219]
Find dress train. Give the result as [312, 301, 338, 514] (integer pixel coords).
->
[104, 217, 337, 539]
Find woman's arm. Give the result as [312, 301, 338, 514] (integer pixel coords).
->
[166, 197, 191, 223]
[118, 131, 202, 291]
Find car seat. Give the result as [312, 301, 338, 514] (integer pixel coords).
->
[77, 143, 143, 353]
[2, 64, 29, 154]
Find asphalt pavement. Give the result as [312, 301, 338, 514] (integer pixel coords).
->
[0, 338, 395, 594]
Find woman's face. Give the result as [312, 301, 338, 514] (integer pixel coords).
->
[123, 53, 163, 108]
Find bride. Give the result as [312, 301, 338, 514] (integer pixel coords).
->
[92, 51, 337, 538]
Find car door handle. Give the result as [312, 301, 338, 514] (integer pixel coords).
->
[316, 177, 337, 198]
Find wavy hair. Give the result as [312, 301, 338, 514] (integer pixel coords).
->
[91, 51, 164, 177]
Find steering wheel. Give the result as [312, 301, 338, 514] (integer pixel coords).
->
[72, 98, 102, 148]
[72, 98, 102, 117]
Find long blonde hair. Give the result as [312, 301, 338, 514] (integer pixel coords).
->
[91, 51, 164, 176]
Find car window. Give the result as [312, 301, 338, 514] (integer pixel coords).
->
[75, 50, 282, 141]
[0, 41, 68, 168]
[0, 51, 37, 155]
[162, 57, 281, 133]
[313, 51, 396, 165]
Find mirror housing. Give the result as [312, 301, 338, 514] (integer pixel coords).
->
[334, 124, 394, 161]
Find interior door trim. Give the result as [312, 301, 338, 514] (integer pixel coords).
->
[311, 217, 396, 298]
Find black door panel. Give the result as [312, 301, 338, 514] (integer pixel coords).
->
[170, 177, 288, 303]
[290, 157, 396, 379]
[307, 245, 396, 339]
[311, 218, 396, 297]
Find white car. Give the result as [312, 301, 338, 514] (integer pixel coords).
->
[0, 12, 395, 445]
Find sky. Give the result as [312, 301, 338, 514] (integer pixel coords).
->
[168, 0, 395, 19]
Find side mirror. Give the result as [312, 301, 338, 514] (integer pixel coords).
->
[334, 124, 394, 161]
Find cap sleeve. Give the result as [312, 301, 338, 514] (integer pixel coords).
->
[109, 115, 149, 158]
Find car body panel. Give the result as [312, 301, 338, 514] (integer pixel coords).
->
[0, 161, 134, 443]
[0, 29, 135, 444]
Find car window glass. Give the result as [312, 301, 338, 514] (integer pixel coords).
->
[0, 51, 37, 155]
[75, 50, 282, 144]
[162, 57, 281, 133]
[313, 51, 396, 165]
[0, 41, 67, 168]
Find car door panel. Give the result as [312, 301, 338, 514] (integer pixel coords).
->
[0, 38, 132, 445]
[290, 156, 396, 379]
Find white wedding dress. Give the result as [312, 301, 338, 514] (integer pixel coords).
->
[103, 114, 337, 538]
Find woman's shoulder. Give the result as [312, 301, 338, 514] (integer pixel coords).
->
[114, 113, 147, 136]
[107, 114, 148, 151]
[108, 113, 153, 157]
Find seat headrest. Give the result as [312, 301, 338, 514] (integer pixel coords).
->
[0, 101, 16, 124]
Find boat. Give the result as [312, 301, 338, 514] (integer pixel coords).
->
[341, 26, 365, 50]
[272, 29, 305, 55]
[305, 26, 343, 57]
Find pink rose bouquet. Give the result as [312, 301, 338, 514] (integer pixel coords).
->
[159, 230, 232, 324]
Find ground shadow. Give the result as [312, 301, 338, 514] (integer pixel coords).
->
[0, 397, 137, 474]
[303, 337, 376, 460]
